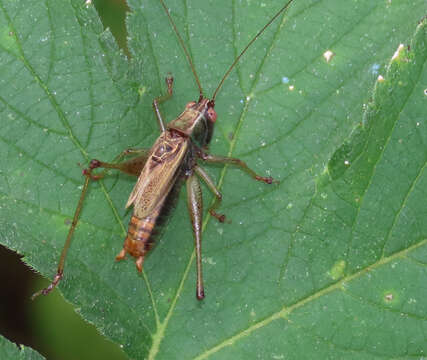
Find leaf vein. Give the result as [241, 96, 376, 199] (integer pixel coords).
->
[193, 239, 427, 359]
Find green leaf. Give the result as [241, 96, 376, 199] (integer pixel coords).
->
[1, 0, 426, 359]
[0, 335, 44, 360]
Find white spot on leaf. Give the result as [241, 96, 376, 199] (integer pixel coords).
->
[323, 50, 334, 63]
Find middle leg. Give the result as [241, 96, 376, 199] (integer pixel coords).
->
[88, 148, 150, 178]
[197, 150, 277, 184]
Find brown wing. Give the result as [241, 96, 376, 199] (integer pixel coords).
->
[126, 133, 189, 218]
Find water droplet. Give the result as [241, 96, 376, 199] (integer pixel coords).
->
[370, 63, 380, 75]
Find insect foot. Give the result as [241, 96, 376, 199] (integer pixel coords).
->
[81, 159, 104, 180]
[255, 175, 278, 184]
[32, 271, 63, 300]
[209, 209, 230, 224]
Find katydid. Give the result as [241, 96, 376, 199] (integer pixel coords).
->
[33, 0, 296, 300]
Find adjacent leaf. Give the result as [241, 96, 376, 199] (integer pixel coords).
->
[0, 0, 425, 359]
[0, 335, 44, 360]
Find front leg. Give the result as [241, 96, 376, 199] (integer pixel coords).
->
[153, 75, 174, 132]
[186, 172, 205, 300]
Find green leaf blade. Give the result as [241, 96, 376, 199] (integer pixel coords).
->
[0, 0, 426, 359]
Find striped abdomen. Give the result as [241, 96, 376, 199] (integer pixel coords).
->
[115, 208, 161, 272]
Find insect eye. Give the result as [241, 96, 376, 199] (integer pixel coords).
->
[185, 101, 196, 109]
[207, 107, 217, 123]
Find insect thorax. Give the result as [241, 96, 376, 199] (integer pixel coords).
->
[167, 99, 214, 148]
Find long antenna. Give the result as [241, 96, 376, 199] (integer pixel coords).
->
[212, 0, 296, 102]
[159, 0, 204, 98]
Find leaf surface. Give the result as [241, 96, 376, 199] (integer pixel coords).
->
[0, 335, 44, 360]
[0, 0, 425, 359]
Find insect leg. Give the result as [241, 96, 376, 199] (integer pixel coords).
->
[153, 75, 174, 132]
[32, 149, 149, 299]
[32, 164, 94, 299]
[198, 152, 277, 184]
[194, 165, 228, 223]
[186, 172, 205, 300]
[90, 148, 150, 177]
